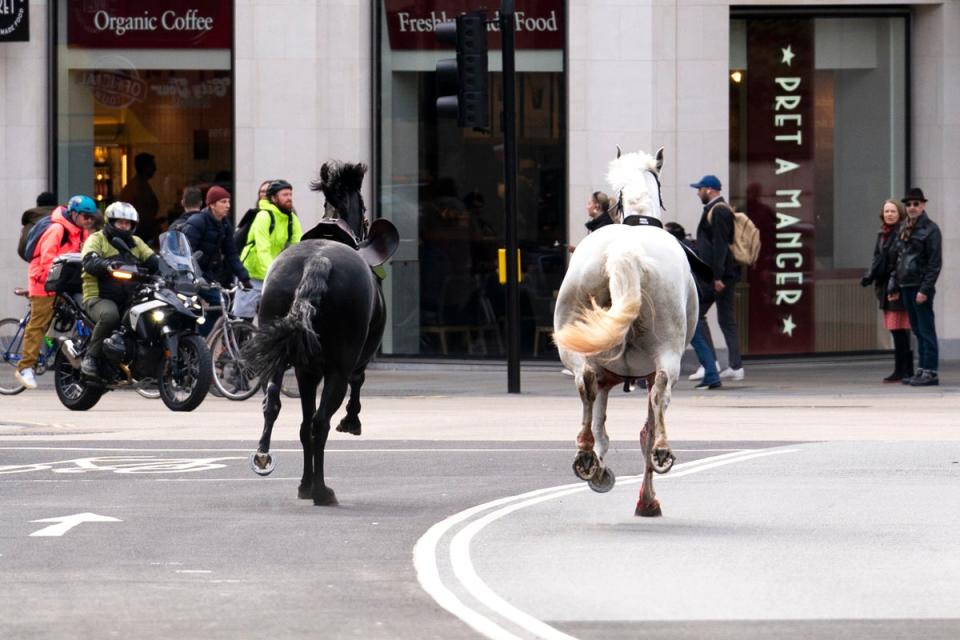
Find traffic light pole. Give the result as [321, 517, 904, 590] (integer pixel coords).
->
[500, 0, 520, 394]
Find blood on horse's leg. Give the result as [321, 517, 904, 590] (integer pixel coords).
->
[635, 405, 661, 517]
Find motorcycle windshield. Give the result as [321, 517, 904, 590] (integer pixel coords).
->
[158, 231, 197, 277]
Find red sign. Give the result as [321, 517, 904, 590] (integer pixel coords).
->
[745, 19, 815, 354]
[67, 0, 231, 49]
[383, 0, 563, 50]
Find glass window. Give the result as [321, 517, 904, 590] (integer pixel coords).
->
[729, 14, 907, 354]
[377, 1, 565, 357]
[54, 1, 233, 245]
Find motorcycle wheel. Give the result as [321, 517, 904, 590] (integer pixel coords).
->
[159, 334, 212, 412]
[53, 349, 104, 411]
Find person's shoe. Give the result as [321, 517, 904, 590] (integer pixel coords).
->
[910, 370, 939, 386]
[901, 369, 920, 385]
[720, 367, 745, 381]
[688, 362, 719, 381]
[81, 355, 99, 378]
[694, 380, 722, 390]
[15, 368, 37, 390]
[560, 368, 574, 377]
[882, 369, 902, 383]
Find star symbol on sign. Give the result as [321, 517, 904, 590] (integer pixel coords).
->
[781, 45, 795, 66]
[782, 315, 797, 337]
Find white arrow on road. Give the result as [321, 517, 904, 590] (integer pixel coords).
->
[29, 513, 122, 537]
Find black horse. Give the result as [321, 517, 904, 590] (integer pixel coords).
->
[242, 161, 395, 506]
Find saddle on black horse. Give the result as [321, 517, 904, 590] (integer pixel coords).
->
[300, 218, 400, 271]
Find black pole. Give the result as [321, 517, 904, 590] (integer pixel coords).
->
[500, 0, 520, 393]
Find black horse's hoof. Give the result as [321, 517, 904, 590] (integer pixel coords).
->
[588, 466, 616, 493]
[652, 448, 675, 474]
[335, 415, 361, 436]
[573, 450, 599, 481]
[313, 486, 338, 506]
[297, 484, 312, 499]
[249, 451, 275, 476]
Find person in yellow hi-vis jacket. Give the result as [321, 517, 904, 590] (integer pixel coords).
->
[232, 179, 302, 320]
[80, 202, 159, 378]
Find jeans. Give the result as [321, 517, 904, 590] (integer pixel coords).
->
[901, 287, 938, 371]
[198, 287, 221, 337]
[691, 318, 720, 385]
[700, 280, 742, 369]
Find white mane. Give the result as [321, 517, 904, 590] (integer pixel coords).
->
[606, 150, 661, 219]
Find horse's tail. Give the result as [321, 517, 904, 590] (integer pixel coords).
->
[554, 241, 643, 356]
[243, 255, 332, 386]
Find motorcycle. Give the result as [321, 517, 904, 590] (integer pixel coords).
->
[54, 231, 213, 412]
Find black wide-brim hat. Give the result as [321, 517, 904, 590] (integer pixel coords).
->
[901, 187, 927, 203]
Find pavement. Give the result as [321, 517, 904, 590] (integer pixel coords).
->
[2, 354, 958, 443]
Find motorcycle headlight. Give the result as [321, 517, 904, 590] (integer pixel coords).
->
[150, 310, 166, 322]
[196, 316, 206, 325]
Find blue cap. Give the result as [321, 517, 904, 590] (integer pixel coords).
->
[689, 175, 722, 190]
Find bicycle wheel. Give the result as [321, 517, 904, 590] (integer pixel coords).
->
[210, 320, 260, 401]
[0, 318, 27, 395]
[280, 367, 300, 398]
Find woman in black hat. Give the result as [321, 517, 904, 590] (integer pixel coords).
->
[890, 188, 942, 386]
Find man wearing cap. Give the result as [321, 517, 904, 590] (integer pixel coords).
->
[233, 179, 302, 320]
[182, 186, 251, 335]
[891, 187, 942, 386]
[689, 174, 744, 382]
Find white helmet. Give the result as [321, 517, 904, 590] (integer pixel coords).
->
[105, 201, 139, 229]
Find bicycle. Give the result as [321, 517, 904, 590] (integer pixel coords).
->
[205, 285, 298, 401]
[0, 289, 91, 395]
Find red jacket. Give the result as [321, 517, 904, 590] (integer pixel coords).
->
[27, 207, 89, 297]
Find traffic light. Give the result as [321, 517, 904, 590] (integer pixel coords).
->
[435, 11, 489, 129]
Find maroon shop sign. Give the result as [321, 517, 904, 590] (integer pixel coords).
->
[67, 0, 231, 49]
[745, 19, 815, 354]
[384, 0, 562, 50]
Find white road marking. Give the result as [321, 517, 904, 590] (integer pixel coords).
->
[175, 570, 212, 574]
[30, 512, 122, 537]
[0, 446, 747, 453]
[416, 448, 798, 640]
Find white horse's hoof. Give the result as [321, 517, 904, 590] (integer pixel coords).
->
[588, 466, 616, 493]
[249, 451, 275, 476]
[573, 450, 599, 480]
[651, 449, 675, 474]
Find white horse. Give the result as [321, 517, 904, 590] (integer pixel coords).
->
[553, 148, 698, 517]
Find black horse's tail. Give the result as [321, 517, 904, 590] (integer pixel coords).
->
[243, 255, 333, 387]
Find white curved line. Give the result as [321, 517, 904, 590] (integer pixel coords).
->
[417, 448, 796, 639]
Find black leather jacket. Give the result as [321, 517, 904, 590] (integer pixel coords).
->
[864, 228, 905, 311]
[891, 212, 942, 295]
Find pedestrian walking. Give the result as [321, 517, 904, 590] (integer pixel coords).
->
[890, 188, 942, 386]
[688, 175, 743, 382]
[860, 199, 913, 383]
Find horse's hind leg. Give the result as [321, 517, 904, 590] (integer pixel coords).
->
[587, 380, 617, 492]
[635, 392, 661, 517]
[335, 368, 365, 436]
[649, 365, 678, 474]
[251, 368, 285, 476]
[573, 367, 600, 480]
[311, 372, 350, 506]
[295, 369, 320, 499]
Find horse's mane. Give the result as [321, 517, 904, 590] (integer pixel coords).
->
[606, 151, 657, 195]
[310, 161, 368, 202]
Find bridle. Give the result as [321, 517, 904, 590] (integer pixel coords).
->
[616, 169, 666, 222]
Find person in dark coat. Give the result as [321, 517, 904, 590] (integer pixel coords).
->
[182, 186, 251, 335]
[890, 187, 942, 386]
[21, 191, 57, 227]
[861, 199, 912, 383]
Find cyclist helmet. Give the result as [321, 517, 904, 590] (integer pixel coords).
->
[104, 201, 139, 231]
[67, 195, 99, 222]
[264, 179, 293, 198]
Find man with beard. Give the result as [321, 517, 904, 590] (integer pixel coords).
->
[232, 179, 302, 320]
[80, 202, 160, 378]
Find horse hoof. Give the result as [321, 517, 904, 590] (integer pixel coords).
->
[652, 449, 675, 474]
[249, 451, 275, 476]
[335, 416, 361, 436]
[297, 484, 312, 499]
[313, 486, 338, 507]
[588, 466, 616, 493]
[572, 450, 599, 480]
[635, 499, 662, 517]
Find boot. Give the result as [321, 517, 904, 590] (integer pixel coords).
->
[882, 353, 901, 383]
[901, 350, 914, 380]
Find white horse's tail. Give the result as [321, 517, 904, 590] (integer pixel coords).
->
[554, 241, 643, 356]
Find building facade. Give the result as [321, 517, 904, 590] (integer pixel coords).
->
[1, 0, 957, 359]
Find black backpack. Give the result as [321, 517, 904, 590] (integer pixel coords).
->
[18, 208, 69, 262]
[234, 208, 294, 253]
[168, 213, 192, 234]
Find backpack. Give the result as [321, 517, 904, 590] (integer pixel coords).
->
[234, 208, 294, 254]
[168, 213, 192, 234]
[19, 207, 69, 262]
[708, 204, 761, 267]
